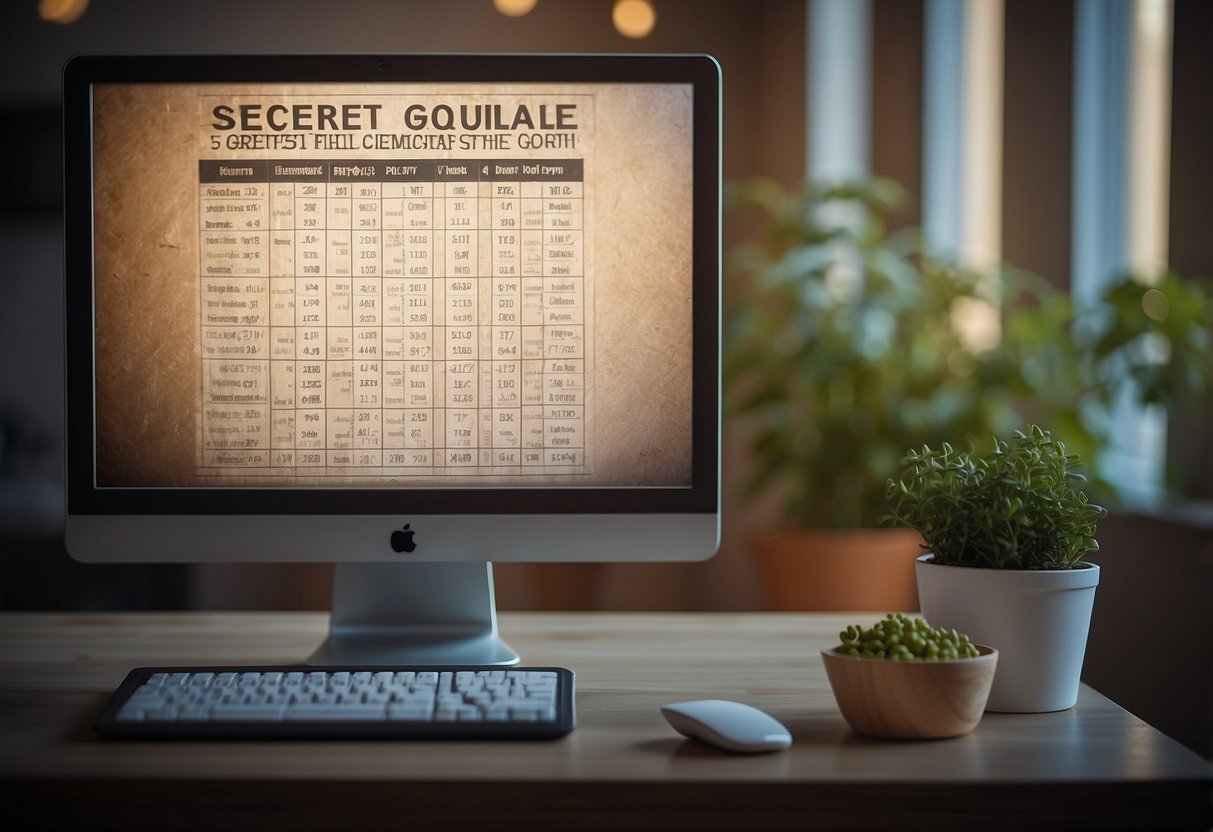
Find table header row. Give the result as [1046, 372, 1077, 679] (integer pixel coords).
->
[199, 159, 584, 183]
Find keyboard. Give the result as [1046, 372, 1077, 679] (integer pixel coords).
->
[94, 665, 575, 740]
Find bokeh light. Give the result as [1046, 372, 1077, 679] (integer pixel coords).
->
[613, 0, 656, 39]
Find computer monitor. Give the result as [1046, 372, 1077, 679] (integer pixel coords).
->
[63, 54, 721, 665]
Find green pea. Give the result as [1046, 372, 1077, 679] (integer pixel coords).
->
[833, 613, 980, 661]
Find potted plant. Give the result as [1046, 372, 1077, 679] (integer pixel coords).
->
[883, 425, 1105, 712]
[727, 179, 1001, 611]
[726, 177, 1212, 611]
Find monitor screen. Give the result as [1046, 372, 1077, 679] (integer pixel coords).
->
[63, 55, 719, 662]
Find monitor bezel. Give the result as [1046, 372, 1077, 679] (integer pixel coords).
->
[63, 53, 720, 517]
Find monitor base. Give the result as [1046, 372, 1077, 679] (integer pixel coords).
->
[307, 561, 520, 666]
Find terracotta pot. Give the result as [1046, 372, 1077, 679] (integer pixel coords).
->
[752, 528, 923, 611]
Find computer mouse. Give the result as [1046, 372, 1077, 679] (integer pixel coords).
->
[661, 699, 792, 754]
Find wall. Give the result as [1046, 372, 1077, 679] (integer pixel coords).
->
[0, 0, 808, 611]
[3, 0, 1210, 624]
[1166, 0, 1213, 501]
[1084, 510, 1213, 759]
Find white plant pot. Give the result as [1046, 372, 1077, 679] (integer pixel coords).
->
[915, 554, 1099, 713]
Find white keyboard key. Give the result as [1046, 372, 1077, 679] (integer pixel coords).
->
[396, 693, 435, 708]
[387, 705, 432, 721]
[144, 708, 180, 721]
[285, 705, 386, 721]
[210, 704, 287, 721]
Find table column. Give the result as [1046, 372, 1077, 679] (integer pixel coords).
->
[326, 172, 354, 468]
[294, 172, 327, 468]
[489, 162, 523, 468]
[519, 173, 546, 467]
[381, 168, 407, 468]
[477, 165, 493, 467]
[398, 162, 437, 469]
[349, 164, 383, 468]
[542, 164, 585, 468]
[439, 162, 479, 469]
[268, 167, 297, 469]
[198, 160, 270, 472]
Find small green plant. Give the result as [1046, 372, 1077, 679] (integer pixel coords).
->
[836, 613, 980, 660]
[882, 425, 1107, 570]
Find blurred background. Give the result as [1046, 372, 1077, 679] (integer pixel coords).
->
[0, 0, 1210, 753]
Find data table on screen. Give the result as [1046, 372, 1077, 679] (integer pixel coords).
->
[197, 158, 588, 480]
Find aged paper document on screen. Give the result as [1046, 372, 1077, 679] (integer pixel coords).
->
[92, 83, 693, 488]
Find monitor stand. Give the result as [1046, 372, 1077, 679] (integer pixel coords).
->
[307, 562, 520, 666]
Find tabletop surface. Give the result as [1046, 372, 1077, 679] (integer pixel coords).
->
[2, 611, 1211, 830]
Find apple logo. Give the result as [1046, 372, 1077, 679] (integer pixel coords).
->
[390, 523, 417, 553]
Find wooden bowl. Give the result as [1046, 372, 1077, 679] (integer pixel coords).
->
[821, 645, 998, 739]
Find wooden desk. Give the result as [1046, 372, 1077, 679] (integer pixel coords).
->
[2, 612, 1210, 830]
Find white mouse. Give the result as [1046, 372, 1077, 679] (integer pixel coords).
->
[661, 699, 792, 753]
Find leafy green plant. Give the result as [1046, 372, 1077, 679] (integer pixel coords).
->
[882, 425, 1108, 570]
[726, 177, 1212, 529]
